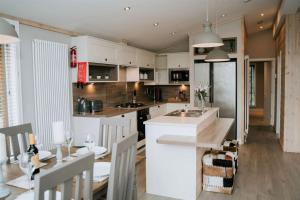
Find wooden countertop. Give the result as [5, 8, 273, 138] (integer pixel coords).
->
[156, 118, 234, 149]
[73, 101, 190, 118]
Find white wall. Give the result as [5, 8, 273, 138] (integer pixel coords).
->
[247, 29, 275, 59]
[189, 18, 245, 143]
[19, 25, 71, 132]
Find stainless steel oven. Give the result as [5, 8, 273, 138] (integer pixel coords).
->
[169, 69, 189, 84]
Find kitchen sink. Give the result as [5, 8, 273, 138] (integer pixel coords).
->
[165, 109, 206, 117]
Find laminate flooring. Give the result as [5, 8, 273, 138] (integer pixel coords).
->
[137, 126, 300, 200]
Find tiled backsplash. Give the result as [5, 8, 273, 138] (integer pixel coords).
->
[72, 82, 190, 110]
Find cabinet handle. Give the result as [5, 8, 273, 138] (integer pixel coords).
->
[147, 64, 149, 66]
[105, 58, 108, 62]
[129, 61, 132, 64]
[158, 105, 160, 108]
[178, 64, 181, 67]
[121, 115, 125, 117]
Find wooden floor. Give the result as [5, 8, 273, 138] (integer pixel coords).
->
[137, 126, 300, 200]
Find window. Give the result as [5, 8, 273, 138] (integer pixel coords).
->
[0, 43, 21, 128]
[250, 64, 256, 107]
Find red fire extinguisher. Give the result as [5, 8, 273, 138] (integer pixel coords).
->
[70, 46, 77, 68]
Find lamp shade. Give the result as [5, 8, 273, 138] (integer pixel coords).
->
[205, 47, 230, 62]
[192, 22, 223, 48]
[0, 18, 19, 44]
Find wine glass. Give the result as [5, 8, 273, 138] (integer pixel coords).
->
[65, 131, 74, 161]
[84, 134, 95, 151]
[18, 152, 33, 190]
[35, 135, 43, 150]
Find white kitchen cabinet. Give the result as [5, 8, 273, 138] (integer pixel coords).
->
[137, 49, 155, 68]
[71, 36, 118, 64]
[149, 104, 167, 118]
[155, 55, 169, 85]
[167, 52, 189, 69]
[166, 103, 191, 113]
[117, 45, 137, 67]
[73, 117, 101, 146]
[112, 111, 137, 134]
[156, 70, 169, 85]
[156, 55, 167, 69]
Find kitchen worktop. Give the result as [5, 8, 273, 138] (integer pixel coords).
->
[73, 101, 190, 118]
[144, 107, 219, 128]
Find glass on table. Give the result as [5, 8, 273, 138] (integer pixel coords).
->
[84, 134, 95, 151]
[65, 131, 74, 161]
[18, 152, 33, 190]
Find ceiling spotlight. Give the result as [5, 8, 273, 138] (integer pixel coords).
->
[259, 26, 264, 29]
[260, 13, 264, 17]
[124, 7, 131, 11]
[153, 22, 159, 27]
[221, 14, 226, 17]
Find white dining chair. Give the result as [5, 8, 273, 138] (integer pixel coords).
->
[98, 118, 131, 154]
[0, 123, 32, 162]
[107, 132, 138, 200]
[34, 152, 94, 200]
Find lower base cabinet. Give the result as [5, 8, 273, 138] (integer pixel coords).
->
[72, 103, 190, 146]
[73, 117, 100, 146]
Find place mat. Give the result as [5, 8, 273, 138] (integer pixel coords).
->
[40, 154, 56, 161]
[15, 190, 63, 200]
[72, 152, 108, 160]
[83, 162, 111, 182]
[7, 175, 34, 190]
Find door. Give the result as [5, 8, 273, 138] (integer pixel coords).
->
[276, 52, 281, 136]
[244, 56, 250, 141]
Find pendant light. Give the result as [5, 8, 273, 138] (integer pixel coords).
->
[192, 0, 223, 48]
[205, 47, 230, 62]
[205, 0, 229, 62]
[0, 18, 19, 44]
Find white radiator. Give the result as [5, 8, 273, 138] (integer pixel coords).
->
[32, 39, 71, 150]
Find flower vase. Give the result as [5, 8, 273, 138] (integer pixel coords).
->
[198, 94, 205, 113]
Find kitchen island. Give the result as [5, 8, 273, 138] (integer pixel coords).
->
[144, 107, 234, 200]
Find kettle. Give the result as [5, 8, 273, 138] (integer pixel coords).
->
[77, 97, 91, 113]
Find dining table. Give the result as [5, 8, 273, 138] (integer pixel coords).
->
[3, 147, 145, 199]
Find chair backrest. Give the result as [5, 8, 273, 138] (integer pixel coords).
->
[98, 118, 131, 154]
[107, 132, 138, 200]
[0, 123, 32, 161]
[34, 152, 94, 200]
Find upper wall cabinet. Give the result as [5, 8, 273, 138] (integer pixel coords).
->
[136, 49, 155, 68]
[71, 36, 118, 64]
[117, 45, 137, 67]
[167, 52, 189, 69]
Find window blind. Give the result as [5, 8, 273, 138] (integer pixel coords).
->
[4, 44, 20, 126]
[0, 45, 8, 128]
[0, 43, 20, 129]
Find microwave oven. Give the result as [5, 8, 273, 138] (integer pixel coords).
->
[169, 69, 189, 83]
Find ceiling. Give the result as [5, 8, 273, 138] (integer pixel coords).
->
[0, 0, 280, 52]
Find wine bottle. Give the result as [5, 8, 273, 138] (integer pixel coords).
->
[27, 133, 40, 180]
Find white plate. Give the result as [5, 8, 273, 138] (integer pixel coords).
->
[15, 190, 62, 200]
[39, 150, 52, 161]
[83, 162, 111, 182]
[76, 146, 107, 156]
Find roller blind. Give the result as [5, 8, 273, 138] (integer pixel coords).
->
[4, 43, 20, 126]
[0, 45, 8, 128]
[0, 43, 20, 128]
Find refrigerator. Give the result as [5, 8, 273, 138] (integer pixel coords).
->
[194, 60, 237, 139]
